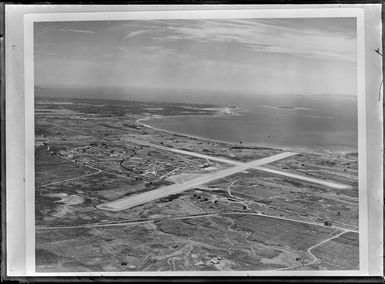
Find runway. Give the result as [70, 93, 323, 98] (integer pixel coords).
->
[97, 152, 297, 211]
[99, 140, 350, 211]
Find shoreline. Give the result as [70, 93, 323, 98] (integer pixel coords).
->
[136, 115, 357, 155]
[136, 114, 265, 149]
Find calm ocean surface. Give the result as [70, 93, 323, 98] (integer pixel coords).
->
[144, 95, 358, 153]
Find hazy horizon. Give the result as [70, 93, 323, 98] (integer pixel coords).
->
[35, 84, 357, 111]
[36, 84, 357, 96]
[35, 17, 357, 99]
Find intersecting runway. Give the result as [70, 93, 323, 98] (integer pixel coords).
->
[98, 149, 349, 211]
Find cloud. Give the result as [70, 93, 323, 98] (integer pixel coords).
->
[53, 28, 97, 34]
[166, 19, 356, 63]
[34, 26, 97, 38]
[123, 30, 148, 39]
[114, 45, 179, 61]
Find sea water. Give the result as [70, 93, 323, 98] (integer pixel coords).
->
[144, 94, 358, 153]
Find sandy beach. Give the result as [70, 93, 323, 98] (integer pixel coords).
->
[136, 114, 355, 155]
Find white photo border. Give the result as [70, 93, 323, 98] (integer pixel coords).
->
[22, 7, 368, 277]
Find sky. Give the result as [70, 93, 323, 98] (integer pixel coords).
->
[34, 18, 357, 96]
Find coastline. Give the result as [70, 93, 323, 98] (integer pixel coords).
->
[136, 114, 269, 149]
[136, 114, 357, 155]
